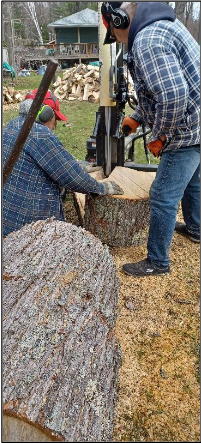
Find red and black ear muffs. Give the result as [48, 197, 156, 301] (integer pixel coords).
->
[101, 2, 130, 30]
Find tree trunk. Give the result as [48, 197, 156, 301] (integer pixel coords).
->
[174, 1, 186, 23]
[185, 2, 193, 26]
[3, 219, 121, 442]
[84, 167, 155, 247]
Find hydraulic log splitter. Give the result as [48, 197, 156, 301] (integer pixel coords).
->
[86, 9, 158, 177]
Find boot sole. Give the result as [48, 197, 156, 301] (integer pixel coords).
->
[175, 230, 200, 243]
[122, 268, 170, 277]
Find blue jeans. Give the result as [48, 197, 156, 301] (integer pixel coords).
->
[147, 145, 200, 267]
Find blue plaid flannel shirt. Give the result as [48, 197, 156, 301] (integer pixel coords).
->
[3, 117, 105, 236]
[128, 19, 200, 150]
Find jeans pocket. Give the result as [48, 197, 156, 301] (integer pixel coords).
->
[150, 152, 176, 200]
[160, 152, 176, 185]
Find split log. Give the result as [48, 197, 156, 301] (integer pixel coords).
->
[88, 91, 100, 103]
[88, 95, 96, 103]
[71, 83, 77, 94]
[84, 166, 156, 247]
[3, 219, 121, 442]
[52, 76, 62, 87]
[75, 84, 82, 97]
[3, 87, 24, 104]
[4, 92, 13, 103]
[87, 65, 99, 72]
[84, 70, 95, 78]
[7, 86, 15, 96]
[83, 83, 90, 101]
[13, 92, 23, 102]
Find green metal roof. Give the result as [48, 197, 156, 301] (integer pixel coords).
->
[48, 8, 98, 29]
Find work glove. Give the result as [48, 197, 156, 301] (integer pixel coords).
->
[79, 161, 103, 173]
[147, 139, 164, 157]
[122, 116, 140, 136]
[102, 181, 124, 195]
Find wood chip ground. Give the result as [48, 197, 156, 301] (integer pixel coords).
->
[64, 199, 200, 442]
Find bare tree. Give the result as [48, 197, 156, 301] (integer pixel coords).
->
[2, 2, 15, 66]
[198, 7, 201, 43]
[174, 2, 186, 22]
[185, 2, 194, 26]
[23, 2, 44, 44]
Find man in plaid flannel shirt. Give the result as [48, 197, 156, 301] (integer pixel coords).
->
[3, 95, 123, 237]
[102, 1, 200, 276]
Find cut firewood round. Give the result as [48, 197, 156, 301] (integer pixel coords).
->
[83, 167, 156, 247]
[3, 219, 121, 442]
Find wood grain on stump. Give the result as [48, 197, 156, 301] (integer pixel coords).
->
[3, 219, 121, 442]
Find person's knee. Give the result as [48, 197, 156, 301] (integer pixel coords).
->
[149, 184, 179, 213]
[149, 181, 161, 202]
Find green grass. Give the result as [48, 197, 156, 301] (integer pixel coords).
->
[58, 101, 99, 160]
[3, 81, 159, 164]
[3, 72, 43, 91]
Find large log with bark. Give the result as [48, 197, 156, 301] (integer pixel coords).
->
[2, 219, 121, 442]
[83, 166, 156, 247]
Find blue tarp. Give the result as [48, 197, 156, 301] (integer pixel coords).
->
[3, 62, 16, 77]
[88, 61, 100, 67]
[37, 65, 47, 75]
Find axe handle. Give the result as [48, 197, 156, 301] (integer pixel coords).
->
[3, 58, 58, 185]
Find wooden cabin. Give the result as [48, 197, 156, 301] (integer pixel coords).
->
[18, 8, 99, 69]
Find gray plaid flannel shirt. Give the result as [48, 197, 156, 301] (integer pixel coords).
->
[3, 117, 105, 236]
[129, 19, 200, 150]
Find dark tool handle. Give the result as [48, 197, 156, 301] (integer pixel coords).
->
[122, 125, 131, 136]
[3, 58, 58, 185]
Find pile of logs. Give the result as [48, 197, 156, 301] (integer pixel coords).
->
[3, 86, 24, 104]
[52, 64, 100, 103]
[52, 63, 136, 104]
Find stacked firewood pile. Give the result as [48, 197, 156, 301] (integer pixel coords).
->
[3, 86, 24, 104]
[52, 63, 136, 104]
[52, 63, 100, 103]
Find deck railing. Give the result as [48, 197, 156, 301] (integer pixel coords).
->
[15, 43, 99, 60]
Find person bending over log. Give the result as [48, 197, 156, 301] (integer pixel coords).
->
[101, 1, 200, 277]
[3, 90, 123, 236]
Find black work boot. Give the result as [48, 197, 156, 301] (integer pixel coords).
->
[122, 259, 170, 277]
[175, 222, 200, 243]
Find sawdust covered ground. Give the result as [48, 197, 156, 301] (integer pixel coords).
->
[4, 98, 200, 441]
[111, 233, 200, 442]
[64, 198, 200, 442]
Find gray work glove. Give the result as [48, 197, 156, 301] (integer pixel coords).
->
[102, 181, 124, 195]
[79, 160, 103, 173]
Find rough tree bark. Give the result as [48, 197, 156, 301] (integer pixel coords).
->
[84, 167, 156, 247]
[3, 219, 121, 442]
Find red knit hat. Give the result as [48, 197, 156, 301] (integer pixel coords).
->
[25, 89, 68, 121]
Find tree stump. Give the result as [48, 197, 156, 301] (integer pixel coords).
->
[84, 166, 156, 247]
[2, 219, 121, 442]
